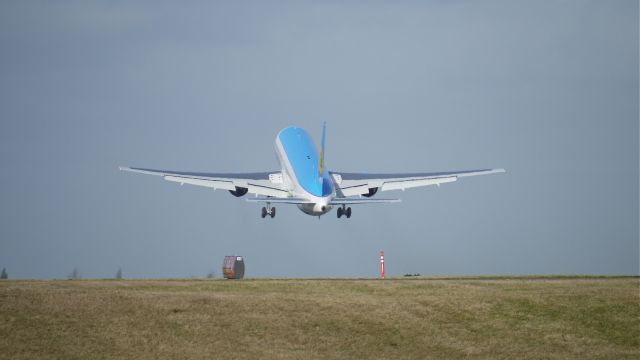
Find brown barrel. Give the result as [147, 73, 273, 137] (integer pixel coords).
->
[222, 256, 245, 279]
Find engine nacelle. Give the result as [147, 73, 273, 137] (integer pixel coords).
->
[362, 187, 378, 198]
[229, 186, 248, 197]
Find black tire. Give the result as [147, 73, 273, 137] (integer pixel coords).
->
[337, 207, 343, 218]
[261, 207, 267, 218]
[346, 207, 352, 218]
[270, 207, 276, 218]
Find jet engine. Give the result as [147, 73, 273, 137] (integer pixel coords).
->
[362, 187, 378, 197]
[229, 186, 248, 197]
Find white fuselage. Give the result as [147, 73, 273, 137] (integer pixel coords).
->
[274, 127, 335, 216]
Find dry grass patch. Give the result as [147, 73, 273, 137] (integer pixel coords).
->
[0, 277, 638, 359]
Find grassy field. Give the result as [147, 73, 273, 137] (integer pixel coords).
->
[0, 277, 638, 359]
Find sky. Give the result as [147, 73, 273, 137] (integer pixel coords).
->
[0, 1, 637, 279]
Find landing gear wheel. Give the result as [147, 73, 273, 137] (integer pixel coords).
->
[346, 207, 352, 218]
[270, 207, 276, 218]
[337, 207, 343, 218]
[261, 207, 267, 218]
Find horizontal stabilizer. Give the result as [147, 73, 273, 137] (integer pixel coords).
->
[329, 198, 401, 205]
[246, 197, 314, 204]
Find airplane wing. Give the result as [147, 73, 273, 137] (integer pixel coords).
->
[119, 166, 289, 198]
[331, 168, 505, 197]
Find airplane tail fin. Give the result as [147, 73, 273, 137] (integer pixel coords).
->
[319, 122, 326, 177]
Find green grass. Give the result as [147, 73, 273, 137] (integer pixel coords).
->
[0, 277, 638, 359]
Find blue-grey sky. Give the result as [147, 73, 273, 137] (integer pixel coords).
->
[0, 1, 637, 278]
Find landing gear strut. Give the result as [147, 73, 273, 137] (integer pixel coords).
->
[261, 203, 276, 218]
[337, 205, 352, 219]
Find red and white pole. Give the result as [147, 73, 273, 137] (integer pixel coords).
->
[380, 251, 385, 279]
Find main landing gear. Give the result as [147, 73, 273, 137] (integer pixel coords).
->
[261, 203, 276, 218]
[337, 205, 352, 219]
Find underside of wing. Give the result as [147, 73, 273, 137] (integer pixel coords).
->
[119, 166, 288, 198]
[332, 168, 505, 197]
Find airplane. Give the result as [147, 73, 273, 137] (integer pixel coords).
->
[120, 124, 504, 219]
